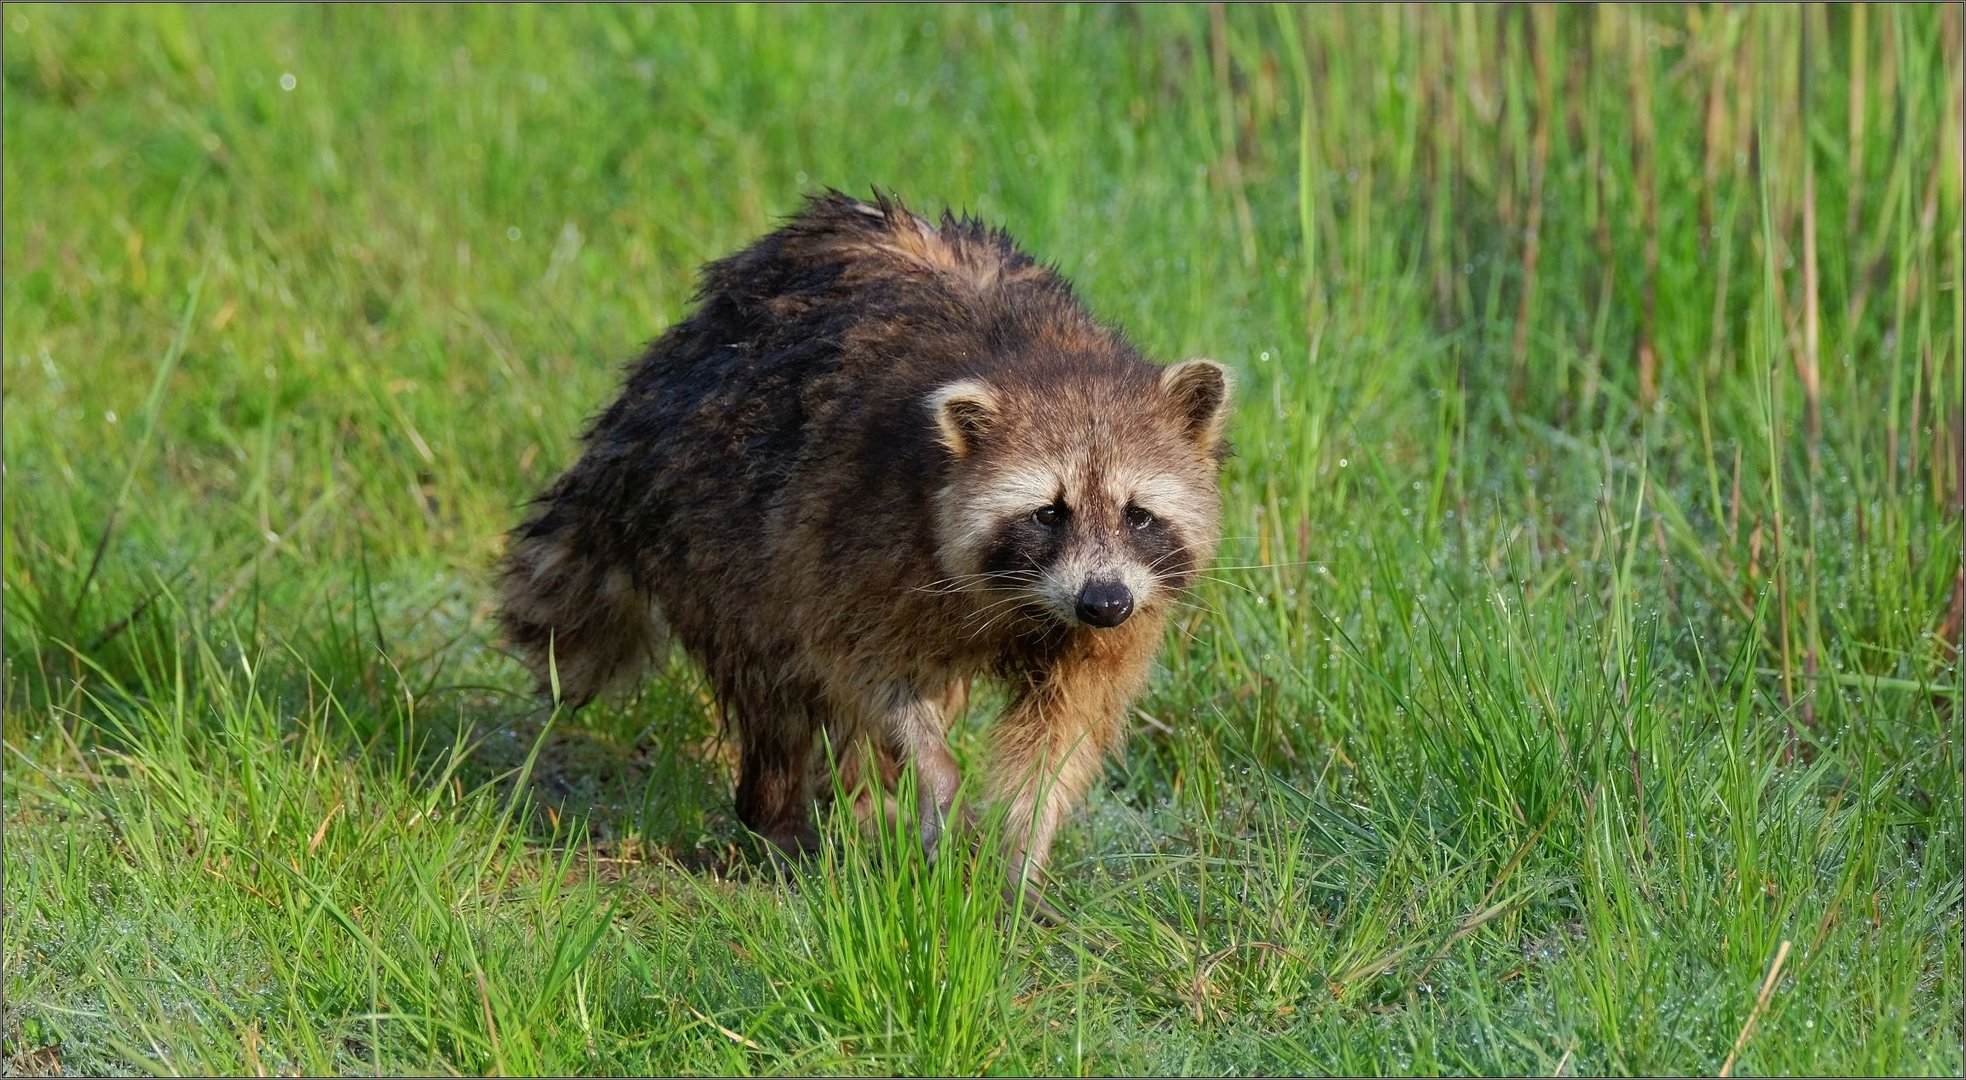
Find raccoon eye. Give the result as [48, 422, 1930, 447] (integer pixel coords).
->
[1124, 505, 1156, 531]
[1032, 503, 1066, 527]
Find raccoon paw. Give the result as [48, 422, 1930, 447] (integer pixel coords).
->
[1005, 880, 1070, 927]
[756, 821, 825, 875]
[920, 800, 985, 865]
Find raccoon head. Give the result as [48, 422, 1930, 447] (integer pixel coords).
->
[928, 359, 1232, 631]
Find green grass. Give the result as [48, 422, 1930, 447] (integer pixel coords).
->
[4, 3, 1961, 1075]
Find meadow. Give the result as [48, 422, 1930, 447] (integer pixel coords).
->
[3, 4, 1961, 1075]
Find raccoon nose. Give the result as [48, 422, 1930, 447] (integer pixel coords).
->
[1074, 580, 1134, 628]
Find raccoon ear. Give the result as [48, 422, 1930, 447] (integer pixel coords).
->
[928, 378, 1001, 458]
[1160, 359, 1233, 447]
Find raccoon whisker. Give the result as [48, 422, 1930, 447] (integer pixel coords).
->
[1164, 616, 1208, 647]
[1194, 535, 1264, 550]
[916, 569, 1040, 586]
[1133, 539, 1260, 581]
[963, 594, 1038, 617]
[957, 586, 1047, 630]
[1140, 547, 1257, 593]
[1154, 583, 1226, 612]
[959, 605, 1021, 641]
[1186, 571, 1261, 586]
[1143, 536, 1229, 567]
[911, 570, 1043, 595]
[1159, 595, 1223, 617]
[1140, 549, 1203, 578]
[912, 578, 996, 594]
[946, 584, 1044, 615]
[1180, 573, 1261, 598]
[958, 593, 1042, 631]
[916, 581, 1027, 598]
[956, 572, 1046, 591]
[935, 582, 1045, 605]
[964, 602, 1041, 643]
[962, 615, 1010, 642]
[1204, 560, 1321, 572]
[1134, 537, 1318, 581]
[1158, 607, 1220, 634]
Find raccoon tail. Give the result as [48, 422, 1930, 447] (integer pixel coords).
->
[496, 520, 669, 708]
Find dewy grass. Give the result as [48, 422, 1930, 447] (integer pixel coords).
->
[712, 764, 1026, 1077]
[4, 4, 1961, 1076]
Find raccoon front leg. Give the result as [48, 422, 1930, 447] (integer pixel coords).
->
[864, 682, 964, 860]
[989, 628, 1158, 912]
[818, 722, 902, 832]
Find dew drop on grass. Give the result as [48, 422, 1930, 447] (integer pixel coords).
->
[280, 72, 296, 91]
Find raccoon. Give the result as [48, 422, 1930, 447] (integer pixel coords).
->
[498, 191, 1231, 913]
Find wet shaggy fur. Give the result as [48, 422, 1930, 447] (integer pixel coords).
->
[498, 191, 1232, 897]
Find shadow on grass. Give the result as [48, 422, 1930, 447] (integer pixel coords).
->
[6, 614, 762, 885]
[409, 667, 760, 878]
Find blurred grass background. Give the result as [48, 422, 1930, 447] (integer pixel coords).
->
[3, 3, 1960, 1075]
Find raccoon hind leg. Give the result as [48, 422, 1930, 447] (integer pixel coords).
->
[727, 669, 826, 860]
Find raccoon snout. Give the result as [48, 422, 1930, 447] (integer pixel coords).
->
[1074, 580, 1134, 628]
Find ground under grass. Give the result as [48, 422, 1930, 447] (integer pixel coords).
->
[4, 4, 1961, 1075]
